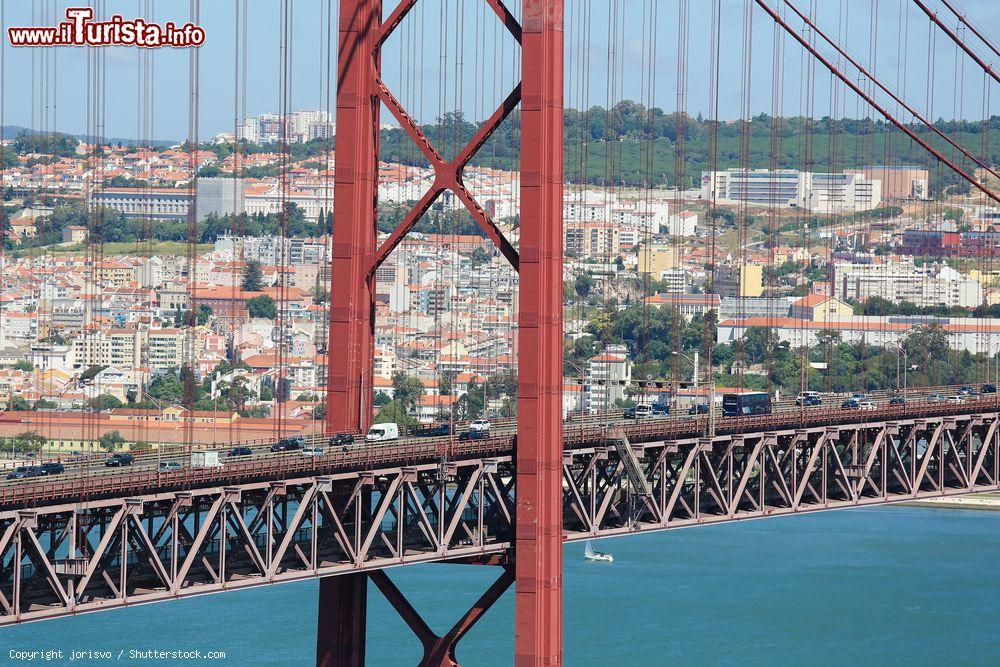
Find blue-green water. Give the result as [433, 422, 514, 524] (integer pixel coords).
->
[3, 506, 999, 666]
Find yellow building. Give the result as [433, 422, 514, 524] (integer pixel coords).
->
[789, 294, 855, 322]
[636, 244, 679, 278]
[714, 262, 763, 298]
[95, 260, 135, 288]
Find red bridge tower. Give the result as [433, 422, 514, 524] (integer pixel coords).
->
[322, 1, 564, 665]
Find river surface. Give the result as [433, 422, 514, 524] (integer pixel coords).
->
[3, 506, 999, 666]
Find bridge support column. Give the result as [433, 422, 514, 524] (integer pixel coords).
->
[322, 0, 381, 663]
[317, 574, 368, 667]
[516, 1, 565, 665]
[327, 0, 381, 437]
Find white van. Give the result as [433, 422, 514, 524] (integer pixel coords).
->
[365, 423, 399, 442]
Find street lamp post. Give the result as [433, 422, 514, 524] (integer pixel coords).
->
[894, 344, 908, 399]
[672, 350, 716, 437]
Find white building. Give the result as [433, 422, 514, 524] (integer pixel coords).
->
[701, 168, 882, 212]
[585, 345, 632, 414]
[833, 259, 983, 309]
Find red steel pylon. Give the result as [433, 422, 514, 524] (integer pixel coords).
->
[322, 1, 564, 665]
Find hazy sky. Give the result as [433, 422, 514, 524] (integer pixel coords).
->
[1, 0, 998, 141]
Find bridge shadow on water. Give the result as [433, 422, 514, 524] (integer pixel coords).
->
[2, 506, 998, 666]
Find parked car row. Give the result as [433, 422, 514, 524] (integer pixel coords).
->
[6, 462, 64, 480]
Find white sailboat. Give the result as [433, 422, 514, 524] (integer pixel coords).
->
[584, 540, 613, 563]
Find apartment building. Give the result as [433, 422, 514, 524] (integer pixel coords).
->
[72, 329, 142, 370]
[833, 259, 983, 309]
[586, 345, 632, 414]
[701, 168, 882, 212]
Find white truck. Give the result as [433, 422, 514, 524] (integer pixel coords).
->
[190, 451, 223, 468]
[365, 423, 399, 442]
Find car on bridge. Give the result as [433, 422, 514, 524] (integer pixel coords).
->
[366, 423, 399, 442]
[330, 433, 354, 448]
[229, 446, 253, 457]
[302, 446, 325, 457]
[688, 404, 710, 415]
[795, 391, 822, 406]
[796, 392, 822, 407]
[469, 419, 491, 432]
[946, 395, 967, 404]
[459, 429, 489, 441]
[623, 405, 651, 419]
[413, 423, 452, 437]
[105, 453, 133, 467]
[271, 436, 306, 452]
[651, 402, 670, 416]
[982, 383, 997, 394]
[841, 398, 860, 409]
[158, 461, 183, 473]
[39, 462, 65, 475]
[859, 400, 877, 411]
[6, 466, 45, 480]
[889, 396, 906, 406]
[928, 394, 946, 402]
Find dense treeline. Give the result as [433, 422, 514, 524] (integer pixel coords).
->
[200, 106, 998, 191]
[574, 304, 991, 395]
[1, 201, 320, 251]
[376, 106, 1000, 191]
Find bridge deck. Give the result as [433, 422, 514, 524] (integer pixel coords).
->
[0, 399, 998, 626]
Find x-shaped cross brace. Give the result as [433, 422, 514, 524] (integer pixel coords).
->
[367, 0, 523, 282]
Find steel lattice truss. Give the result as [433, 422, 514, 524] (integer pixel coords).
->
[2, 411, 997, 626]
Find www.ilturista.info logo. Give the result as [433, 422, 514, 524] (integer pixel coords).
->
[7, 7, 205, 48]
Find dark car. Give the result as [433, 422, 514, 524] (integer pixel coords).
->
[105, 453, 133, 467]
[330, 433, 355, 447]
[651, 403, 670, 416]
[413, 423, 451, 437]
[841, 398, 860, 409]
[39, 462, 65, 475]
[6, 466, 44, 480]
[982, 383, 997, 394]
[459, 429, 489, 441]
[622, 406, 637, 419]
[271, 436, 305, 452]
[688, 404, 709, 415]
[889, 396, 906, 406]
[229, 446, 253, 457]
[958, 385, 974, 395]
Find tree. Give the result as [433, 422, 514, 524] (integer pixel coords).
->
[574, 272, 594, 298]
[8, 395, 30, 411]
[217, 375, 256, 412]
[246, 295, 277, 319]
[91, 394, 123, 412]
[147, 369, 187, 403]
[99, 431, 126, 452]
[242, 259, 264, 291]
[33, 399, 58, 410]
[391, 372, 425, 412]
[439, 370, 458, 396]
[13, 360, 33, 372]
[374, 399, 418, 428]
[311, 286, 329, 305]
[11, 431, 46, 453]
